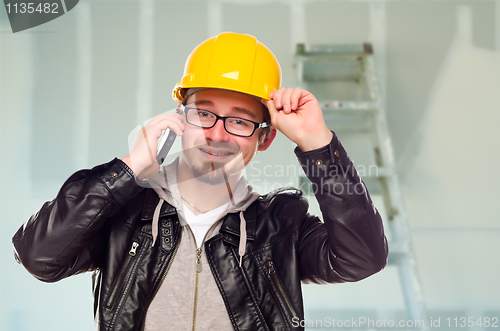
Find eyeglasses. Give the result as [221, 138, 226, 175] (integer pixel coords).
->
[181, 105, 268, 137]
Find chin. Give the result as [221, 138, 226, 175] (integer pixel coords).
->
[183, 145, 246, 184]
[189, 160, 244, 185]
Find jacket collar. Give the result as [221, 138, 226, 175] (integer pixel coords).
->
[219, 202, 257, 243]
[140, 158, 260, 244]
[141, 189, 177, 221]
[141, 188, 257, 240]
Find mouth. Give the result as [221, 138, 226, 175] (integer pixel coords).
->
[200, 148, 232, 156]
[199, 147, 235, 158]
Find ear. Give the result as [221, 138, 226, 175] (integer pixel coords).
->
[258, 128, 276, 151]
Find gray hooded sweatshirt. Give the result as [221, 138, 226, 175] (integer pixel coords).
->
[144, 158, 259, 331]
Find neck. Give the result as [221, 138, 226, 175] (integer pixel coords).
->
[176, 158, 240, 214]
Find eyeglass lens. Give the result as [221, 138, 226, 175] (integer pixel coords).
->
[186, 108, 255, 137]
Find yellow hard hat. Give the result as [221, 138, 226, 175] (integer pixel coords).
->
[173, 32, 281, 104]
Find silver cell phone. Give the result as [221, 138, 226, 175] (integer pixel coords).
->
[156, 106, 183, 165]
[156, 129, 177, 165]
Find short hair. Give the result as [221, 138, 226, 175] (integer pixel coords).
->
[259, 103, 273, 146]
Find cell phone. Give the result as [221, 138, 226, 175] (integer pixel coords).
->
[156, 106, 183, 165]
[156, 129, 177, 165]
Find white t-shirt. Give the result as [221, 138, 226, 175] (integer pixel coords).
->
[182, 203, 228, 247]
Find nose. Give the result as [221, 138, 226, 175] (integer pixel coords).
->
[204, 117, 231, 142]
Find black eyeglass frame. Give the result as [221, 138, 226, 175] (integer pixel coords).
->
[181, 105, 269, 137]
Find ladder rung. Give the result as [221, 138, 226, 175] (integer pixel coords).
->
[321, 101, 380, 111]
[301, 60, 364, 81]
[388, 241, 410, 255]
[387, 241, 411, 265]
[296, 43, 373, 55]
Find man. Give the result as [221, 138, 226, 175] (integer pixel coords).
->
[13, 32, 388, 331]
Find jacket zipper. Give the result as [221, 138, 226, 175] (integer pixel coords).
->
[267, 260, 298, 320]
[192, 254, 200, 331]
[106, 241, 140, 309]
[110, 239, 149, 328]
[140, 229, 182, 331]
[188, 212, 227, 331]
[139, 211, 227, 331]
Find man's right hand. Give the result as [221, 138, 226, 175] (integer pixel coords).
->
[121, 110, 185, 181]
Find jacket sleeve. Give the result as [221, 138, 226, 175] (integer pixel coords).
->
[294, 132, 388, 284]
[12, 158, 144, 282]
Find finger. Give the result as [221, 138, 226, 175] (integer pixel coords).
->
[159, 116, 186, 131]
[263, 99, 279, 127]
[272, 87, 286, 109]
[281, 88, 294, 114]
[151, 120, 184, 138]
[147, 113, 172, 126]
[149, 117, 186, 137]
[148, 112, 185, 127]
[165, 122, 185, 136]
[290, 88, 303, 111]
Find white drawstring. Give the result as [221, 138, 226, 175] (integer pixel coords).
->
[152, 199, 164, 247]
[238, 211, 247, 267]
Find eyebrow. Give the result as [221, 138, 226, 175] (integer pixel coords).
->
[193, 100, 258, 120]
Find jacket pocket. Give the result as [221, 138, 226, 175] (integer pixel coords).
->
[266, 260, 299, 323]
[105, 241, 141, 310]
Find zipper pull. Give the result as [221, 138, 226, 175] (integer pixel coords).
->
[129, 242, 139, 256]
[267, 261, 275, 275]
[195, 248, 202, 273]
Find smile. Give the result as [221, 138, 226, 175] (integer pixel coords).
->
[199, 148, 233, 156]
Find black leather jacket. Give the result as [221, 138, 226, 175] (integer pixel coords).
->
[13, 134, 388, 331]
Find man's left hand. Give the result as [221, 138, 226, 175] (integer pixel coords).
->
[262, 87, 333, 152]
